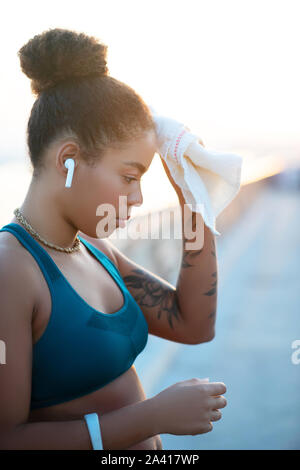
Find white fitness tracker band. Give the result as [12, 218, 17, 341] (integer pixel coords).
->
[84, 412, 103, 450]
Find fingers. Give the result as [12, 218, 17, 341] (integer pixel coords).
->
[203, 382, 227, 396]
[210, 411, 221, 423]
[209, 396, 227, 409]
[210, 410, 222, 422]
[206, 422, 213, 432]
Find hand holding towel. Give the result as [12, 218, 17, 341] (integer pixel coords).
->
[149, 105, 243, 236]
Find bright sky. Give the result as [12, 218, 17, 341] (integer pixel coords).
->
[0, 0, 299, 219]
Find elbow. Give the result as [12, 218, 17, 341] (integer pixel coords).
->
[194, 327, 215, 344]
[200, 329, 215, 343]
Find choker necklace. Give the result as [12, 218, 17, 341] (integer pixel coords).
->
[13, 208, 81, 254]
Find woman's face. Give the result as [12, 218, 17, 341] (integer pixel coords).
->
[70, 130, 158, 238]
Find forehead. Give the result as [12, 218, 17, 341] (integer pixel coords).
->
[103, 130, 157, 172]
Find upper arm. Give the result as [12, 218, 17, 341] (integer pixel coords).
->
[0, 250, 35, 441]
[84, 237, 198, 345]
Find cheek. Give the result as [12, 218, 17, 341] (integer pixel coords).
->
[73, 170, 128, 233]
[96, 177, 125, 207]
[89, 175, 127, 218]
[85, 172, 119, 202]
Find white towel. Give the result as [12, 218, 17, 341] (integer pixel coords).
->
[149, 106, 243, 236]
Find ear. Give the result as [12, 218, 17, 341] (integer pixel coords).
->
[55, 141, 81, 176]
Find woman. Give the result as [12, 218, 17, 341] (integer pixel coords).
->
[0, 28, 227, 450]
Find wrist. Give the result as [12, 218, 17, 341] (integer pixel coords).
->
[147, 396, 162, 436]
[98, 396, 161, 449]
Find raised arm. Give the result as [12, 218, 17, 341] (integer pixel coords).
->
[158, 156, 218, 341]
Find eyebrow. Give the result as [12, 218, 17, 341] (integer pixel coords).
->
[122, 161, 147, 174]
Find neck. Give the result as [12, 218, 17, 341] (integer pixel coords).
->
[12, 177, 79, 250]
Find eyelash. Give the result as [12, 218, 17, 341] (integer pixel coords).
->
[123, 176, 138, 184]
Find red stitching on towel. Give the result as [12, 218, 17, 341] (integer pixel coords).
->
[174, 130, 186, 164]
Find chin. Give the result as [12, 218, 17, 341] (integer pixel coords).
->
[95, 221, 119, 239]
[78, 217, 119, 239]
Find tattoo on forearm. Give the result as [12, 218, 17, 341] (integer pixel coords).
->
[204, 240, 218, 296]
[181, 217, 218, 268]
[181, 247, 204, 268]
[211, 238, 216, 257]
[181, 212, 204, 267]
[208, 309, 216, 320]
[123, 268, 183, 329]
[203, 271, 217, 296]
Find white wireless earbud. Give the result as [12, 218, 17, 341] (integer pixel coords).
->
[64, 158, 75, 188]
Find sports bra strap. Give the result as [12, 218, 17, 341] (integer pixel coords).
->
[77, 235, 123, 283]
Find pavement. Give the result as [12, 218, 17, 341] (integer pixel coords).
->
[134, 183, 300, 450]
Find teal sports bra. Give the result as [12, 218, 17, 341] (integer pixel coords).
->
[0, 223, 149, 410]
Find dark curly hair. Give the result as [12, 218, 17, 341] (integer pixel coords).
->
[18, 27, 156, 178]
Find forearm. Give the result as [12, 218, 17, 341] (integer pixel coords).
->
[175, 197, 218, 341]
[0, 398, 157, 450]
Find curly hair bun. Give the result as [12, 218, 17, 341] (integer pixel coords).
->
[18, 28, 109, 95]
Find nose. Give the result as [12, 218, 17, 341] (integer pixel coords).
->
[128, 187, 143, 208]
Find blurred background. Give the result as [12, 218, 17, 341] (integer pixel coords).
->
[0, 0, 299, 450]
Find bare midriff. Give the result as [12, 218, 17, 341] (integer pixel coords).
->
[28, 365, 162, 450]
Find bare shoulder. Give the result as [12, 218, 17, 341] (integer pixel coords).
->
[0, 231, 40, 317]
[0, 230, 36, 269]
[78, 233, 119, 268]
[0, 230, 26, 265]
